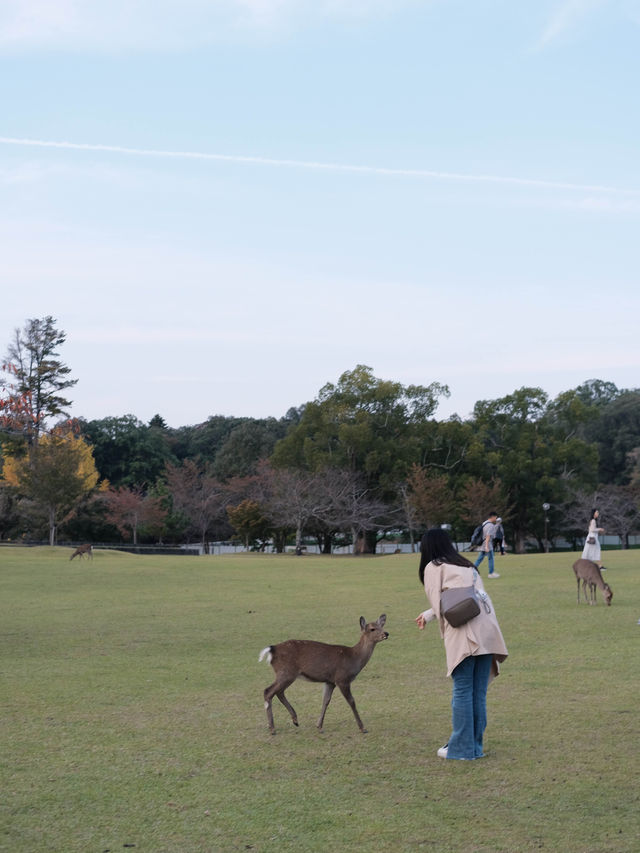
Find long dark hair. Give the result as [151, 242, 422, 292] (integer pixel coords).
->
[591, 508, 599, 519]
[418, 528, 475, 586]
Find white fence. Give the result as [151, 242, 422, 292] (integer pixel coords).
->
[195, 534, 640, 556]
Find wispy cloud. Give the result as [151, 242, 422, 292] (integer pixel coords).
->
[1, 136, 638, 197]
[537, 0, 612, 47]
[560, 196, 640, 213]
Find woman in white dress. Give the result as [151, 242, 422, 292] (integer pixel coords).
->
[581, 508, 605, 566]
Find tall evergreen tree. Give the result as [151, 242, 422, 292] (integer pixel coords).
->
[3, 316, 77, 445]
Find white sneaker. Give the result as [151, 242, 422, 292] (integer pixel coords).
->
[488, 573, 500, 578]
[437, 745, 448, 759]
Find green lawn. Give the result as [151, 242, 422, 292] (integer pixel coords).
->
[1, 546, 638, 852]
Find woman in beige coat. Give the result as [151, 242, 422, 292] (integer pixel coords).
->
[416, 528, 508, 760]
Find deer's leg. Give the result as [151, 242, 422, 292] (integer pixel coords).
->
[263, 684, 277, 734]
[337, 681, 367, 733]
[576, 577, 580, 603]
[264, 676, 296, 735]
[317, 682, 335, 732]
[275, 688, 298, 728]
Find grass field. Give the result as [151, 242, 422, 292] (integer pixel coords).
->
[1, 546, 639, 853]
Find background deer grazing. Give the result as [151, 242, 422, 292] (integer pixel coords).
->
[572, 558, 613, 606]
[70, 544, 93, 561]
[259, 614, 388, 735]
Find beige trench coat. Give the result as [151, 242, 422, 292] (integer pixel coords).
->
[423, 560, 508, 679]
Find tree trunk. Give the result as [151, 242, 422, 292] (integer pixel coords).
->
[353, 530, 364, 555]
[273, 530, 287, 553]
[408, 528, 415, 553]
[353, 530, 377, 555]
[364, 529, 378, 554]
[514, 531, 527, 554]
[48, 506, 56, 546]
[316, 532, 332, 554]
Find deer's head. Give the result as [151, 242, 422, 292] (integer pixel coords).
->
[360, 614, 389, 643]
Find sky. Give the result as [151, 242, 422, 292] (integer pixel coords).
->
[1, 0, 639, 428]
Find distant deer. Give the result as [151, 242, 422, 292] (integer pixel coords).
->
[573, 558, 613, 606]
[70, 544, 93, 561]
[259, 614, 388, 735]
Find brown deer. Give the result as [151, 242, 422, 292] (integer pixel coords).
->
[70, 544, 93, 561]
[259, 614, 388, 735]
[572, 558, 613, 606]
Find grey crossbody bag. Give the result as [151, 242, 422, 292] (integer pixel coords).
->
[441, 569, 491, 628]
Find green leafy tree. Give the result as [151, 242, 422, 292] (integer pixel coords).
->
[271, 365, 449, 551]
[587, 391, 640, 485]
[213, 418, 290, 480]
[80, 414, 175, 488]
[472, 388, 597, 552]
[0, 484, 20, 540]
[170, 415, 245, 465]
[547, 381, 640, 485]
[572, 379, 621, 408]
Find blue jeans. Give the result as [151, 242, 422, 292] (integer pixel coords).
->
[447, 653, 493, 760]
[475, 548, 495, 574]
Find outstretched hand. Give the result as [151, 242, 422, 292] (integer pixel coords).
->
[415, 609, 436, 630]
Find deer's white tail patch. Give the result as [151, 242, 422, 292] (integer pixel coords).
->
[259, 646, 273, 664]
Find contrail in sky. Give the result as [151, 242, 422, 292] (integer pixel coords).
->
[0, 135, 637, 196]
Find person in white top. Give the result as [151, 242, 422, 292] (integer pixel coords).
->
[581, 508, 605, 567]
[493, 518, 505, 555]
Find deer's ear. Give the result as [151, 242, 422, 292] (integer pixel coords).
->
[360, 617, 366, 630]
[378, 614, 387, 627]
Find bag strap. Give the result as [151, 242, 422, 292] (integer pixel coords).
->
[472, 568, 492, 614]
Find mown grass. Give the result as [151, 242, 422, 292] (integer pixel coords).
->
[1, 546, 638, 852]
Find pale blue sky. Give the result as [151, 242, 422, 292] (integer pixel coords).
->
[1, 0, 639, 426]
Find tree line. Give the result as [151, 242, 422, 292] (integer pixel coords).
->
[2, 317, 639, 552]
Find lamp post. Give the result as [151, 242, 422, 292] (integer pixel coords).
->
[542, 503, 550, 553]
